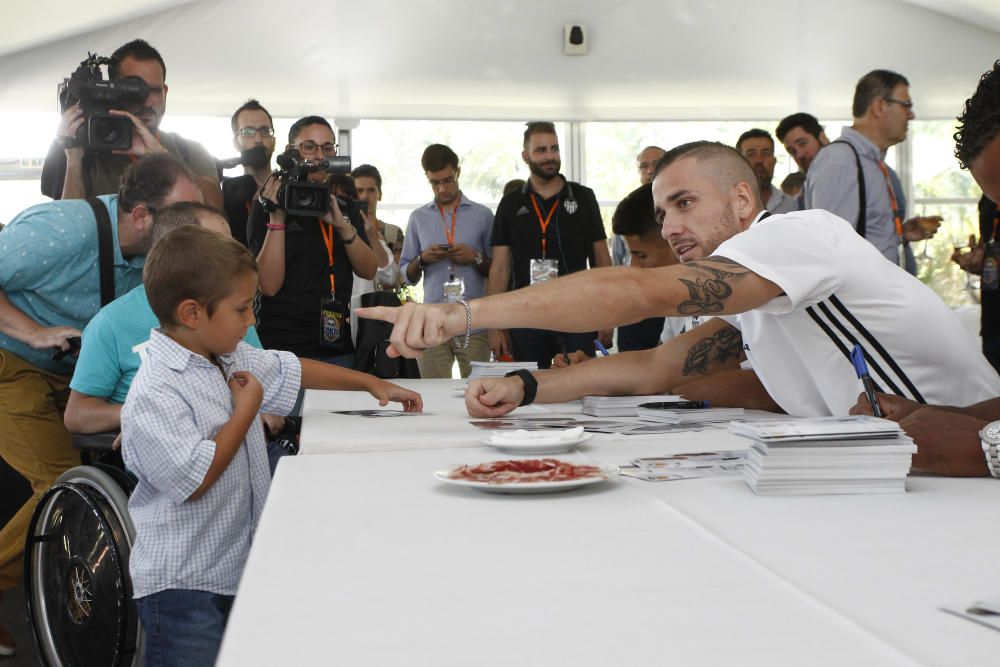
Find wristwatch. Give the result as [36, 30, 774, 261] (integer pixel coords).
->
[473, 251, 484, 266]
[978, 420, 1000, 478]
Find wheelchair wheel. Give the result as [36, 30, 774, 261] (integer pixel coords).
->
[24, 465, 144, 666]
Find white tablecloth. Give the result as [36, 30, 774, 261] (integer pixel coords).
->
[217, 381, 1000, 666]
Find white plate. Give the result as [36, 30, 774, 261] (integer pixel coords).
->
[434, 462, 619, 494]
[482, 431, 593, 454]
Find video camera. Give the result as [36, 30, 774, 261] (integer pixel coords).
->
[57, 53, 149, 151]
[273, 149, 352, 217]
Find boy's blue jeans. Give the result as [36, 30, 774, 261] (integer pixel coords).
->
[135, 589, 234, 667]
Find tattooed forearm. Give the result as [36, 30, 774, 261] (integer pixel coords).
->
[681, 324, 743, 376]
[675, 256, 751, 315]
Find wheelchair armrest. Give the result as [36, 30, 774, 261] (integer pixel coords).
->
[71, 432, 119, 453]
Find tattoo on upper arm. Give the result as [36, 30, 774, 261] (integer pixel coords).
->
[676, 256, 751, 315]
[681, 324, 743, 376]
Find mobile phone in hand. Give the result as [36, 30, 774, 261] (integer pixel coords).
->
[438, 243, 454, 251]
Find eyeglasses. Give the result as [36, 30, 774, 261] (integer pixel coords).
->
[428, 176, 457, 188]
[235, 126, 275, 138]
[295, 141, 338, 156]
[883, 97, 914, 111]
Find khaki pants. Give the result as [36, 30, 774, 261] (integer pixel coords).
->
[0, 350, 77, 590]
[417, 332, 490, 379]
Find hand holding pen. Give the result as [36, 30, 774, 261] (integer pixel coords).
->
[850, 344, 883, 418]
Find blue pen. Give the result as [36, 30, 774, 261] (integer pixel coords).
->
[593, 339, 610, 356]
[850, 344, 884, 418]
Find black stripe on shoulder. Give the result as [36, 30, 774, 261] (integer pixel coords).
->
[828, 295, 925, 403]
[815, 301, 898, 395]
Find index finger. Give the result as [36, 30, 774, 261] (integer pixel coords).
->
[356, 306, 400, 323]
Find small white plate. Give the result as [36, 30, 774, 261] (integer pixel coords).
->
[482, 431, 593, 455]
[434, 462, 619, 494]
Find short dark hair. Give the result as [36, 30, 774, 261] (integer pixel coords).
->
[775, 113, 825, 143]
[329, 174, 358, 199]
[230, 99, 273, 134]
[288, 116, 333, 144]
[421, 144, 459, 173]
[352, 164, 383, 190]
[151, 201, 224, 245]
[611, 183, 657, 238]
[144, 225, 257, 327]
[523, 121, 557, 148]
[955, 60, 1000, 169]
[780, 171, 806, 195]
[118, 153, 196, 212]
[852, 69, 909, 118]
[503, 178, 525, 196]
[109, 39, 166, 80]
[735, 129, 774, 152]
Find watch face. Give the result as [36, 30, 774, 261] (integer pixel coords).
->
[981, 420, 1000, 444]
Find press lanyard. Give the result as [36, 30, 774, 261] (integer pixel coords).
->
[318, 221, 336, 293]
[876, 161, 904, 238]
[529, 194, 559, 258]
[437, 203, 458, 245]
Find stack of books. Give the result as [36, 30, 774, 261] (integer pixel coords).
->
[636, 406, 744, 424]
[731, 416, 917, 496]
[581, 395, 680, 417]
[468, 361, 538, 379]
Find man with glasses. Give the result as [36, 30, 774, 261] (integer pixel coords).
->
[247, 115, 377, 366]
[41, 39, 221, 208]
[805, 69, 939, 270]
[399, 144, 493, 378]
[736, 129, 797, 214]
[223, 99, 276, 245]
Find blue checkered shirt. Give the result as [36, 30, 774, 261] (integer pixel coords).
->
[122, 330, 301, 597]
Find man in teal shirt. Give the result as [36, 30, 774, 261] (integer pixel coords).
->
[64, 203, 275, 446]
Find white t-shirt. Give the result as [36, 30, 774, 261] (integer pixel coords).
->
[713, 210, 1000, 416]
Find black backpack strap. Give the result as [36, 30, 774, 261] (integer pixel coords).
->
[85, 198, 116, 307]
[830, 140, 866, 238]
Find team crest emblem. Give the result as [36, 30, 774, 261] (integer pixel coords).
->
[563, 199, 578, 215]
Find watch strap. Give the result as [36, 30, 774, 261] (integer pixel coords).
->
[504, 369, 538, 406]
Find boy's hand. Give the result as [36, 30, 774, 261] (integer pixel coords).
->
[229, 371, 264, 414]
[371, 380, 423, 412]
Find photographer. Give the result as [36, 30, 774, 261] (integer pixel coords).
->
[41, 39, 221, 208]
[247, 116, 377, 367]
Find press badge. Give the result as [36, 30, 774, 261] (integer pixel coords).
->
[320, 293, 347, 349]
[443, 274, 466, 303]
[529, 258, 559, 285]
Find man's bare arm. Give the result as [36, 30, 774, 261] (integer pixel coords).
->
[360, 255, 781, 359]
[64, 390, 122, 433]
[0, 289, 80, 350]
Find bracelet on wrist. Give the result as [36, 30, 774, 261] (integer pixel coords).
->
[504, 369, 538, 406]
[266, 223, 287, 231]
[342, 231, 357, 245]
[454, 299, 472, 349]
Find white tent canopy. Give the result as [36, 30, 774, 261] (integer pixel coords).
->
[0, 0, 998, 122]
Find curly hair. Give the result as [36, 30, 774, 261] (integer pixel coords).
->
[955, 61, 1000, 169]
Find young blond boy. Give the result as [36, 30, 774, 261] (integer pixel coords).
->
[122, 225, 420, 666]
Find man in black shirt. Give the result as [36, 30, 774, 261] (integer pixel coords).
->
[247, 116, 376, 364]
[223, 99, 276, 246]
[488, 122, 612, 367]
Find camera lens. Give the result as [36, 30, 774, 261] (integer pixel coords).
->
[291, 188, 319, 209]
[91, 118, 122, 146]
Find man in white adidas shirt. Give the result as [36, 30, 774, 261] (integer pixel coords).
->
[358, 141, 1000, 420]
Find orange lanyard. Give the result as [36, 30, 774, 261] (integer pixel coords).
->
[437, 203, 458, 244]
[529, 194, 559, 257]
[876, 161, 904, 238]
[318, 221, 336, 293]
